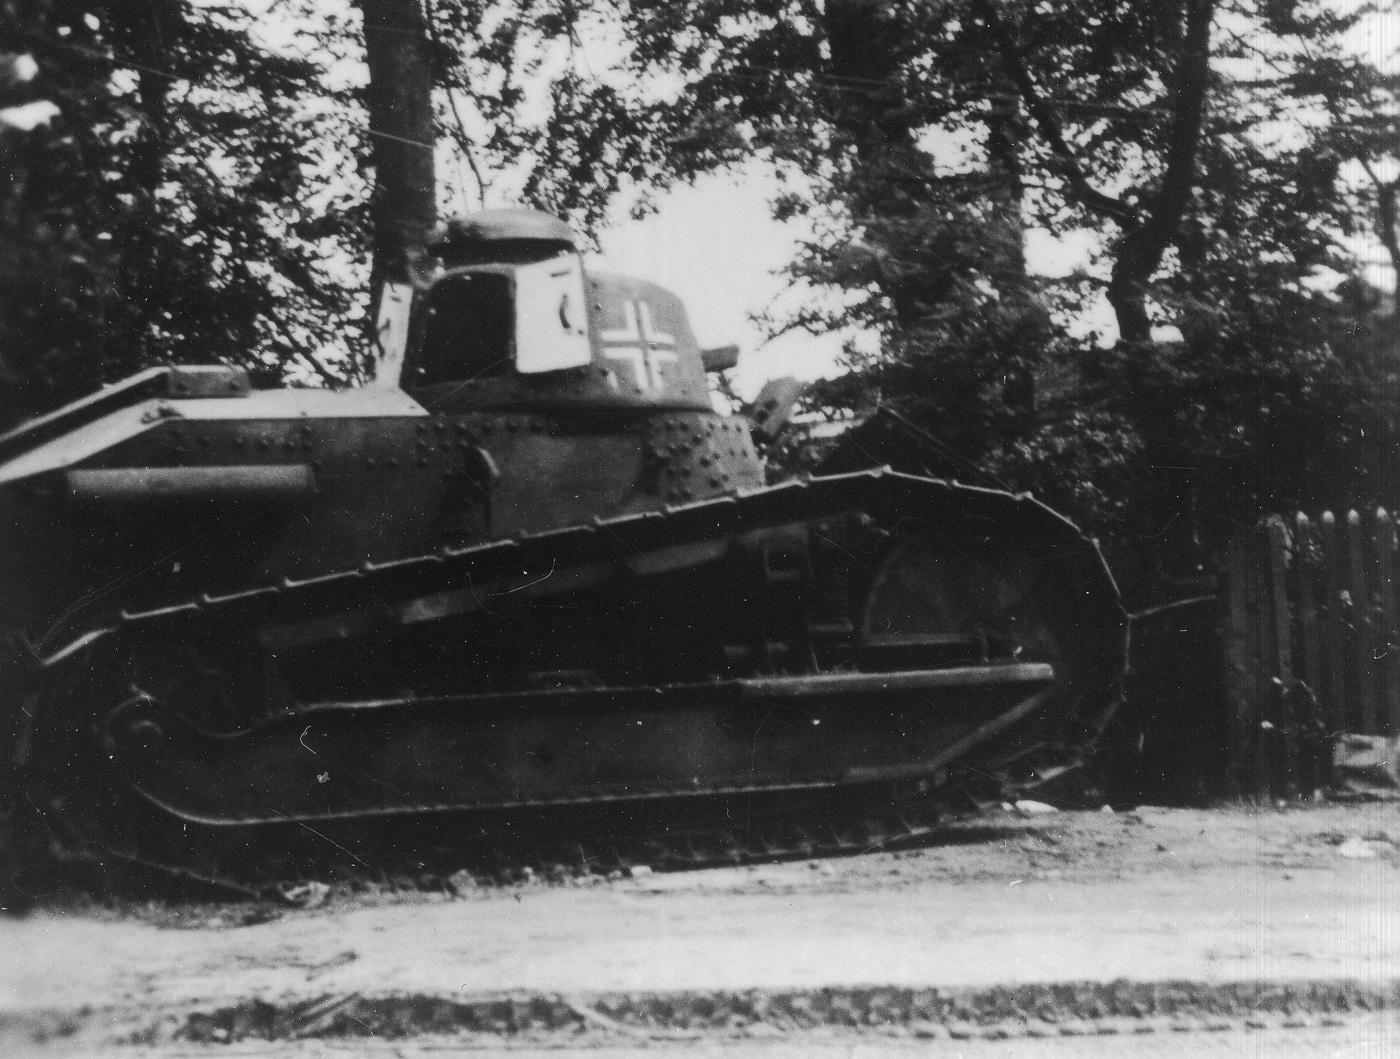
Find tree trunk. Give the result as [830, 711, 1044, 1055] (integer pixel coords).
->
[823, 0, 1013, 334]
[359, 0, 436, 302]
[823, 0, 914, 156]
[986, 107, 1037, 425]
[975, 0, 1215, 348]
[986, 107, 1028, 283]
[1105, 0, 1215, 347]
[127, 9, 172, 202]
[1375, 180, 1400, 303]
[121, 1, 179, 372]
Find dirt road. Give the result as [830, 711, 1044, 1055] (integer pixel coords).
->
[4, 802, 1399, 1055]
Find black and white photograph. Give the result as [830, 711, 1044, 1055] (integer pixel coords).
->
[0, 0, 1398, 1055]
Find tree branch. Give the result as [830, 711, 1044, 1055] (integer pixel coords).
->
[424, 0, 488, 209]
[1361, 158, 1400, 297]
[1107, 0, 1216, 345]
[1135, 0, 1215, 250]
[970, 0, 1137, 226]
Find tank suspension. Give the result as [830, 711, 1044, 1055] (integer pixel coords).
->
[9, 468, 1126, 897]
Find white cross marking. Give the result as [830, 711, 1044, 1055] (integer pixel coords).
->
[601, 300, 678, 390]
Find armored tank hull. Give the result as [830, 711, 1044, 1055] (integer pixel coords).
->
[0, 211, 1127, 891]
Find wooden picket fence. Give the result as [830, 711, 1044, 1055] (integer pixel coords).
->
[1221, 509, 1400, 797]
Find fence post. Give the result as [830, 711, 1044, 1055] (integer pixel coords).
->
[1265, 516, 1296, 796]
[1294, 512, 1323, 788]
[1378, 509, 1399, 736]
[1348, 510, 1375, 733]
[1321, 511, 1346, 736]
[1223, 533, 1254, 796]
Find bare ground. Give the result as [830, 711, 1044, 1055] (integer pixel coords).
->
[4, 800, 1400, 1054]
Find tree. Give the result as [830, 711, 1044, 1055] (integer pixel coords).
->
[6, 0, 1394, 580]
[0, 0, 370, 427]
[358, 0, 437, 306]
[421, 0, 1395, 580]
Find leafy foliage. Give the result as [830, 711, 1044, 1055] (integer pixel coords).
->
[422, 0, 1399, 585]
[0, 0, 370, 428]
[4, 0, 1397, 593]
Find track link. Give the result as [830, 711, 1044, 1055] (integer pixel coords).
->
[18, 778, 959, 901]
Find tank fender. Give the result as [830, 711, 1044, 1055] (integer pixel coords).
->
[0, 366, 248, 464]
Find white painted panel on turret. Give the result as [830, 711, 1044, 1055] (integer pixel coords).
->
[513, 255, 592, 373]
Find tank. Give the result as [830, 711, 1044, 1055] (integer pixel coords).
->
[0, 210, 1128, 891]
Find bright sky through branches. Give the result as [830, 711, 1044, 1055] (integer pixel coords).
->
[208, 0, 1400, 396]
[592, 3, 1400, 399]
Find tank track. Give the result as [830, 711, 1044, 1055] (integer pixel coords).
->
[39, 469, 1121, 665]
[14, 712, 1048, 901]
[9, 468, 1127, 900]
[28, 779, 962, 900]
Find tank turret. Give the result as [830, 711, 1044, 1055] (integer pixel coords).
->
[373, 208, 714, 415]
